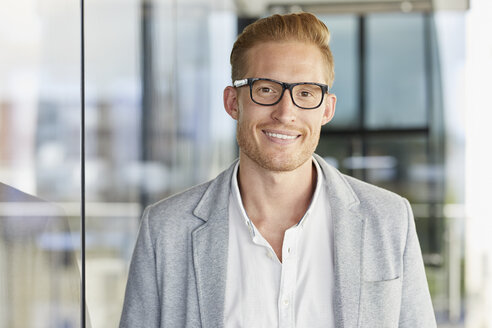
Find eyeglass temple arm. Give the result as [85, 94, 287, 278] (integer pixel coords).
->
[233, 79, 248, 87]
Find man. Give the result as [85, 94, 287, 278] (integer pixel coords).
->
[120, 12, 436, 327]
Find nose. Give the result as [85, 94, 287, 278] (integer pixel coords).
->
[271, 89, 297, 123]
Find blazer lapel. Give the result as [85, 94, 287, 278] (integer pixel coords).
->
[315, 155, 364, 328]
[191, 162, 236, 328]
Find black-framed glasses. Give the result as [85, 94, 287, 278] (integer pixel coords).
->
[233, 77, 330, 110]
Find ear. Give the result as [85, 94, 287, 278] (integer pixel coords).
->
[321, 93, 337, 126]
[224, 86, 239, 120]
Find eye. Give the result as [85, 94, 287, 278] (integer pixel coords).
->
[252, 80, 282, 101]
[297, 89, 315, 98]
[299, 90, 313, 97]
[295, 84, 321, 99]
[259, 87, 274, 94]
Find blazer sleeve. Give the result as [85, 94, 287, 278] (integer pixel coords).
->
[120, 206, 161, 328]
[399, 198, 437, 327]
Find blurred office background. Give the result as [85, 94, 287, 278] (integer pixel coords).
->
[0, 0, 490, 327]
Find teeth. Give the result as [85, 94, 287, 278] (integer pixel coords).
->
[265, 132, 297, 140]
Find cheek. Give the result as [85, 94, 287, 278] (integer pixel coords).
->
[305, 115, 324, 133]
[236, 110, 256, 136]
[238, 107, 264, 127]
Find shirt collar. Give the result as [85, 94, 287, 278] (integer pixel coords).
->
[230, 156, 324, 235]
[299, 156, 324, 227]
[231, 161, 256, 237]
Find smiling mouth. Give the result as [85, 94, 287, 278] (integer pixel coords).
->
[263, 131, 300, 140]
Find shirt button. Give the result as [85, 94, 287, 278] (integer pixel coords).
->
[267, 251, 273, 259]
[283, 299, 290, 306]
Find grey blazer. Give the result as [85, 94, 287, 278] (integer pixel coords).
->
[120, 154, 436, 328]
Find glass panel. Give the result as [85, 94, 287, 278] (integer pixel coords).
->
[83, 2, 141, 325]
[82, 1, 143, 326]
[0, 0, 82, 327]
[365, 13, 427, 128]
[320, 15, 360, 128]
[84, 0, 236, 326]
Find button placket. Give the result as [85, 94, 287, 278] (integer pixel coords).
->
[278, 228, 298, 328]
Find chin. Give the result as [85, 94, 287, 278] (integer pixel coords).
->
[237, 128, 316, 172]
[251, 152, 312, 172]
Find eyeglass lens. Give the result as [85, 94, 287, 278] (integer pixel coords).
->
[251, 79, 323, 109]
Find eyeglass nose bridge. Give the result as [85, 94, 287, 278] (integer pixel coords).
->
[274, 81, 296, 107]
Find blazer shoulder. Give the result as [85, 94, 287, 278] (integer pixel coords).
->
[136, 180, 212, 251]
[150, 180, 212, 218]
[342, 174, 407, 211]
[315, 154, 406, 213]
[141, 162, 236, 240]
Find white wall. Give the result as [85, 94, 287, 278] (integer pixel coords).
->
[465, 0, 492, 327]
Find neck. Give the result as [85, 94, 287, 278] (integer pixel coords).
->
[237, 153, 317, 228]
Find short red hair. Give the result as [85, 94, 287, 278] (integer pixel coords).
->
[230, 12, 335, 87]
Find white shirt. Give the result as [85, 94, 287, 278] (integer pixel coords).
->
[224, 157, 335, 328]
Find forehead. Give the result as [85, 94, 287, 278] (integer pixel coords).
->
[243, 41, 328, 84]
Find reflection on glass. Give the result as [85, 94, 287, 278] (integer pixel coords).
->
[0, 183, 80, 327]
[0, 0, 82, 327]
